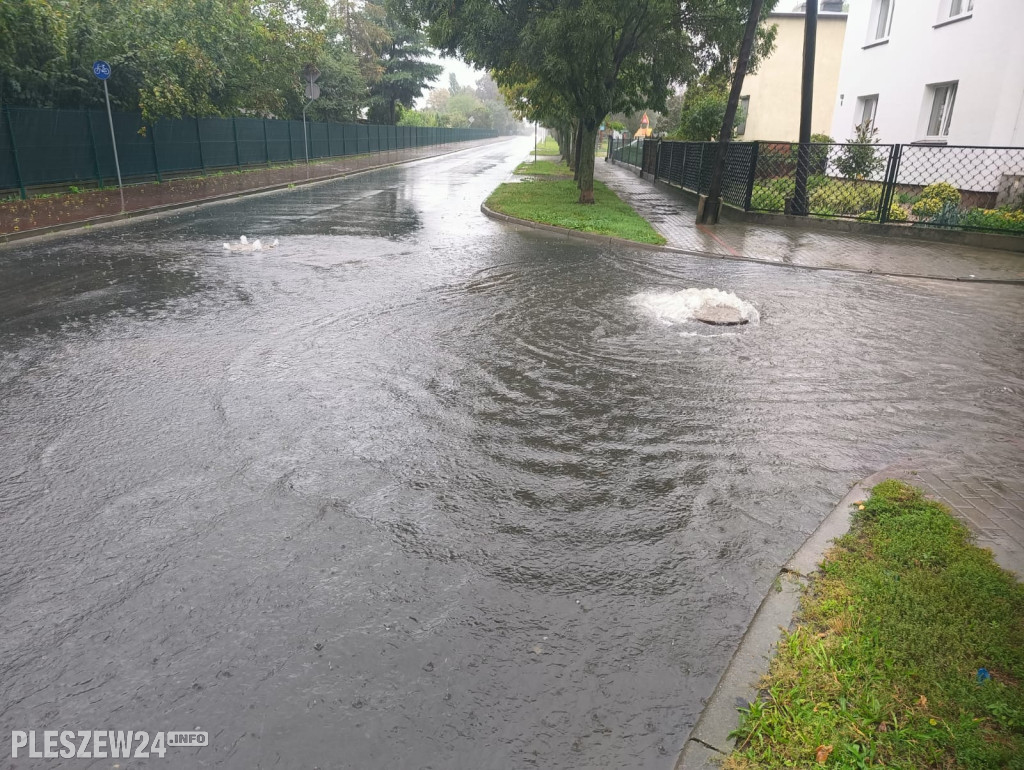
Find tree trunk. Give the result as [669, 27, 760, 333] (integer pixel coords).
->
[577, 123, 597, 204]
[572, 122, 584, 181]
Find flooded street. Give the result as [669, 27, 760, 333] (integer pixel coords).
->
[2, 138, 1022, 769]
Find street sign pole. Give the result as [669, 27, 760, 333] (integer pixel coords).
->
[94, 61, 124, 212]
[301, 66, 321, 180]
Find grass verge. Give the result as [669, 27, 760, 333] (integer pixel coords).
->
[530, 136, 561, 156]
[726, 480, 1024, 769]
[486, 177, 665, 245]
[513, 159, 573, 177]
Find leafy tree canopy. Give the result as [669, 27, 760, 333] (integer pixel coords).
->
[415, 0, 777, 202]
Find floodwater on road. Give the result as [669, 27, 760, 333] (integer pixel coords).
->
[1, 138, 1022, 769]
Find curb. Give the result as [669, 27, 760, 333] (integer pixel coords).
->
[673, 468, 898, 770]
[480, 200, 1024, 286]
[1, 139, 509, 248]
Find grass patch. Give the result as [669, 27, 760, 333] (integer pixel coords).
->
[530, 136, 561, 156]
[486, 178, 665, 245]
[513, 159, 572, 177]
[726, 480, 1024, 769]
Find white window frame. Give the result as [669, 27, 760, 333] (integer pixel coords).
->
[867, 0, 895, 43]
[925, 82, 957, 138]
[736, 96, 749, 136]
[859, 95, 878, 128]
[941, 0, 973, 23]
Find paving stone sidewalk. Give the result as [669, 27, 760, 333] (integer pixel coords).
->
[880, 454, 1024, 578]
[595, 159, 1024, 282]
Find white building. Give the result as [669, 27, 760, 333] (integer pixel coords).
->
[830, 0, 1024, 147]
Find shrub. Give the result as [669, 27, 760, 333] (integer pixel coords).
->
[750, 185, 786, 211]
[808, 180, 882, 215]
[887, 202, 909, 222]
[858, 202, 908, 222]
[960, 207, 1024, 233]
[834, 121, 885, 180]
[919, 181, 961, 207]
[911, 196, 943, 218]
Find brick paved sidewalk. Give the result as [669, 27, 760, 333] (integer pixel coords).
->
[595, 159, 1024, 283]
[874, 455, 1024, 578]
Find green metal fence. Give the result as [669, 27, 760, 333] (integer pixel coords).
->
[0, 106, 499, 197]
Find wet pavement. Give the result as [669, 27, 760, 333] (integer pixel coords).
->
[596, 160, 1024, 282]
[2, 137, 1023, 769]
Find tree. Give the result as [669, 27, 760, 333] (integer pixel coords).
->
[416, 0, 778, 203]
[366, 6, 442, 124]
[835, 120, 884, 180]
[674, 77, 732, 140]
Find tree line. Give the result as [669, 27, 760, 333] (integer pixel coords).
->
[0, 0, 457, 126]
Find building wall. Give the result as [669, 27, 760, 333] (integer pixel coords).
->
[739, 13, 848, 142]
[830, 0, 1024, 146]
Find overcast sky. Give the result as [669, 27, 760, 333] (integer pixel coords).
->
[415, 54, 485, 108]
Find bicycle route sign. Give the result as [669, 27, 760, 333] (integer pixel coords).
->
[92, 61, 111, 80]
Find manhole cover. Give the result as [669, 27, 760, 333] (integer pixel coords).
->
[694, 305, 748, 325]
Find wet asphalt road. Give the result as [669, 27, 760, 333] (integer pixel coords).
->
[1, 138, 1022, 769]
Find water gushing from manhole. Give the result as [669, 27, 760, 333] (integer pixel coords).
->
[634, 288, 760, 326]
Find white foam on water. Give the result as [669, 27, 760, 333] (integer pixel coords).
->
[633, 288, 759, 326]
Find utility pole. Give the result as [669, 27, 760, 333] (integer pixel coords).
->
[698, 0, 765, 224]
[791, 0, 818, 216]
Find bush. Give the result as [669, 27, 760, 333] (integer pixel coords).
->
[808, 180, 882, 215]
[750, 185, 786, 211]
[960, 207, 1024, 233]
[920, 181, 961, 207]
[887, 202, 909, 222]
[858, 202, 908, 222]
[911, 196, 943, 218]
[834, 121, 885, 180]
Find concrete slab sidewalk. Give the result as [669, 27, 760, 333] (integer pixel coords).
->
[595, 160, 1024, 283]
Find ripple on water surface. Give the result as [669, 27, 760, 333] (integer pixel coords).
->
[1, 141, 1022, 770]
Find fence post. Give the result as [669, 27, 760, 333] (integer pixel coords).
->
[195, 117, 207, 175]
[744, 142, 760, 211]
[85, 110, 104, 189]
[878, 143, 902, 224]
[287, 120, 294, 162]
[3, 107, 26, 199]
[232, 117, 241, 169]
[149, 120, 162, 182]
[263, 119, 271, 166]
[327, 122, 333, 157]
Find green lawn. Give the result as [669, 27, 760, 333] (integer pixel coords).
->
[530, 136, 561, 156]
[486, 178, 665, 245]
[513, 159, 572, 177]
[726, 480, 1024, 769]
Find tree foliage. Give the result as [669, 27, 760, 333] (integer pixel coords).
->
[366, 8, 443, 124]
[1, 0, 443, 125]
[415, 0, 777, 202]
[401, 73, 520, 131]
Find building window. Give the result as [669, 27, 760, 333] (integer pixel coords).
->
[948, 0, 974, 18]
[857, 95, 878, 131]
[736, 96, 749, 136]
[926, 82, 957, 137]
[869, 0, 895, 41]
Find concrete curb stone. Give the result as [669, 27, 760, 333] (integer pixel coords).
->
[673, 468, 896, 770]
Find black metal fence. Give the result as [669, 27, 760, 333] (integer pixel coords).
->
[1, 106, 499, 197]
[608, 136, 1024, 236]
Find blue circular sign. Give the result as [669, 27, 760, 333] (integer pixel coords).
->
[92, 61, 111, 80]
